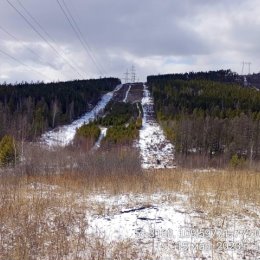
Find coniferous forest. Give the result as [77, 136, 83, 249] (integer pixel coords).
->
[0, 78, 120, 141]
[75, 101, 142, 148]
[147, 70, 260, 164]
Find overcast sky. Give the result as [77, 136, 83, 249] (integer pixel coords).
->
[0, 0, 259, 83]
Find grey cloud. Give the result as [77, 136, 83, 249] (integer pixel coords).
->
[0, 0, 259, 82]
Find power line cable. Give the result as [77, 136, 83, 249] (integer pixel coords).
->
[0, 48, 52, 81]
[61, 0, 106, 75]
[15, 0, 87, 79]
[57, 0, 103, 74]
[56, 0, 104, 76]
[6, 0, 84, 79]
[16, 0, 57, 45]
[0, 24, 63, 79]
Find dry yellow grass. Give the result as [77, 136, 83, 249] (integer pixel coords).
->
[0, 145, 259, 259]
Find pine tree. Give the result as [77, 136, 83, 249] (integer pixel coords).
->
[0, 135, 16, 166]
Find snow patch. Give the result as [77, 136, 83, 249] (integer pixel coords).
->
[41, 85, 122, 147]
[137, 84, 176, 169]
[93, 127, 107, 150]
[123, 84, 131, 103]
[86, 192, 260, 259]
[87, 193, 187, 244]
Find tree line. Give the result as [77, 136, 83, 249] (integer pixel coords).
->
[147, 71, 260, 164]
[147, 70, 243, 85]
[0, 78, 120, 141]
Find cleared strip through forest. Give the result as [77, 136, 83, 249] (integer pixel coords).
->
[41, 84, 122, 147]
[123, 84, 132, 103]
[138, 84, 176, 169]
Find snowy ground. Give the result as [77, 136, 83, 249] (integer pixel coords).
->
[33, 183, 257, 260]
[85, 192, 260, 259]
[41, 85, 122, 147]
[137, 84, 176, 169]
[123, 84, 132, 103]
[93, 127, 107, 150]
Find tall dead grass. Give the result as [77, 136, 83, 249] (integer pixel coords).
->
[0, 143, 259, 259]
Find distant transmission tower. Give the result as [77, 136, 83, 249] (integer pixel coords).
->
[247, 62, 252, 75]
[241, 61, 245, 75]
[131, 65, 136, 83]
[124, 69, 129, 83]
[241, 61, 252, 75]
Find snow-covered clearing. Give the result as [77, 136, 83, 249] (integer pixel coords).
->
[41, 84, 122, 147]
[86, 192, 260, 259]
[93, 127, 107, 150]
[138, 84, 176, 169]
[123, 84, 131, 103]
[41, 83, 176, 169]
[18, 182, 259, 260]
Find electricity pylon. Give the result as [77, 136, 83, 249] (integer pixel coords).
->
[131, 65, 136, 83]
[124, 69, 129, 83]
